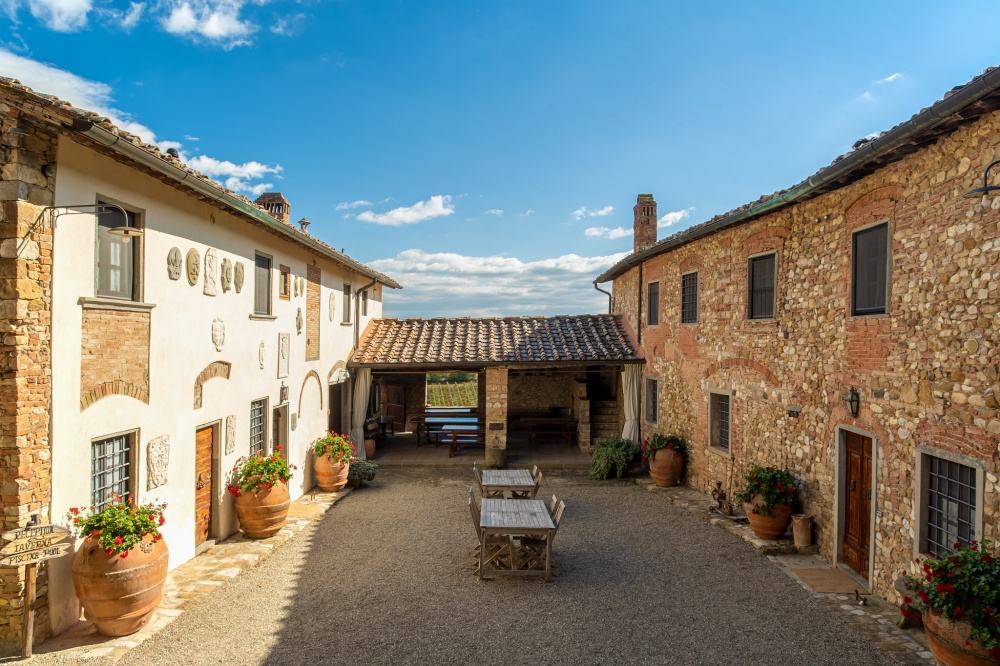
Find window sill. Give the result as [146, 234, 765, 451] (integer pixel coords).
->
[706, 445, 731, 459]
[340, 322, 354, 327]
[848, 312, 890, 320]
[249, 314, 277, 321]
[79, 297, 156, 313]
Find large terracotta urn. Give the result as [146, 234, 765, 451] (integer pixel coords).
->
[923, 610, 1000, 666]
[743, 495, 793, 540]
[647, 449, 684, 488]
[314, 453, 350, 492]
[71, 533, 169, 637]
[235, 481, 290, 538]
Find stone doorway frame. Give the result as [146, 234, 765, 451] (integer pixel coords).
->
[194, 418, 223, 553]
[833, 424, 879, 591]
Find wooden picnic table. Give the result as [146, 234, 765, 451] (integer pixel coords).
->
[481, 469, 535, 497]
[479, 498, 555, 581]
[517, 416, 578, 446]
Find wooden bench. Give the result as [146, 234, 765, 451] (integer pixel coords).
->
[446, 427, 486, 458]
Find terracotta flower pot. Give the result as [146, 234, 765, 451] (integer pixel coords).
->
[71, 533, 169, 637]
[923, 609, 1000, 666]
[743, 496, 793, 540]
[647, 448, 684, 487]
[314, 453, 350, 492]
[235, 481, 290, 538]
[364, 438, 376, 459]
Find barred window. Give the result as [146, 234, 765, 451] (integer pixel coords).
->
[748, 254, 776, 320]
[710, 393, 730, 450]
[852, 223, 889, 315]
[92, 433, 133, 510]
[645, 377, 658, 423]
[924, 455, 977, 555]
[647, 282, 659, 326]
[681, 272, 698, 324]
[250, 399, 267, 456]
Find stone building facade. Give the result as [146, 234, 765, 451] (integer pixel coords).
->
[597, 68, 1000, 602]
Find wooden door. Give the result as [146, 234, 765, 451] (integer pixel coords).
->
[328, 383, 343, 434]
[843, 432, 873, 579]
[386, 384, 405, 424]
[195, 426, 213, 547]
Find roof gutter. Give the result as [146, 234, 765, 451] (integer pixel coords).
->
[73, 121, 402, 290]
[595, 66, 1000, 284]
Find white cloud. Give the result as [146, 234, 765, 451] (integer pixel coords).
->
[519, 209, 535, 217]
[572, 205, 614, 221]
[186, 155, 282, 181]
[370, 249, 629, 318]
[585, 226, 631, 240]
[100, 1, 145, 30]
[879, 72, 902, 84]
[162, 0, 256, 47]
[658, 207, 694, 228]
[335, 200, 373, 211]
[356, 195, 455, 226]
[183, 134, 200, 141]
[484, 209, 503, 216]
[27, 0, 92, 31]
[270, 12, 306, 35]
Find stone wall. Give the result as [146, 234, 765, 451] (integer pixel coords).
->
[484, 367, 507, 467]
[615, 106, 1000, 601]
[507, 370, 580, 414]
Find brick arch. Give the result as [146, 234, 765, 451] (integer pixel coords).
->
[740, 225, 791, 260]
[821, 403, 899, 509]
[298, 370, 323, 417]
[327, 360, 349, 384]
[193, 361, 231, 409]
[703, 357, 779, 387]
[679, 254, 704, 275]
[80, 381, 149, 411]
[845, 185, 904, 232]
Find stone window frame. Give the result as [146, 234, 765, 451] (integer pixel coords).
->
[707, 388, 732, 454]
[94, 195, 145, 303]
[341, 283, 353, 326]
[646, 281, 660, 327]
[680, 271, 698, 324]
[278, 265, 291, 301]
[746, 251, 778, 321]
[249, 397, 269, 456]
[644, 376, 658, 424]
[91, 428, 139, 511]
[913, 445, 985, 559]
[850, 219, 892, 318]
[254, 252, 273, 317]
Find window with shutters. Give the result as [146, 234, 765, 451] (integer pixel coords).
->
[709, 392, 730, 450]
[96, 200, 141, 301]
[644, 377, 658, 423]
[681, 272, 698, 324]
[91, 432, 135, 510]
[254, 253, 272, 315]
[852, 222, 889, 316]
[342, 283, 352, 324]
[918, 451, 982, 556]
[647, 282, 659, 326]
[747, 253, 776, 320]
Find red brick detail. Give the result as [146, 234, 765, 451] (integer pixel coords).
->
[740, 226, 791, 259]
[80, 309, 150, 410]
[822, 405, 899, 509]
[845, 185, 903, 232]
[193, 361, 231, 409]
[297, 370, 322, 417]
[679, 255, 704, 275]
[916, 420, 995, 464]
[80, 381, 149, 410]
[845, 317, 892, 373]
[305, 265, 320, 361]
[703, 357, 779, 387]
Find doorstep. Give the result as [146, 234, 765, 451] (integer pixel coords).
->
[32, 487, 352, 663]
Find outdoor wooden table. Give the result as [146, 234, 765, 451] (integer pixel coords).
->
[481, 469, 535, 498]
[518, 416, 578, 446]
[479, 498, 555, 581]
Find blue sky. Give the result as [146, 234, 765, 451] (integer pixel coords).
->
[3, 1, 1000, 317]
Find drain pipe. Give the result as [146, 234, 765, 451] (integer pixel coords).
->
[593, 281, 612, 313]
[354, 277, 377, 347]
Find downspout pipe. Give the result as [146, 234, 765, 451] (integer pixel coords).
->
[354, 277, 377, 348]
[593, 281, 612, 313]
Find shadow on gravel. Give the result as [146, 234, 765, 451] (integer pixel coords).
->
[262, 467, 894, 666]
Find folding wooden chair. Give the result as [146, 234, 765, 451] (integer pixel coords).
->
[517, 500, 564, 572]
[469, 488, 513, 577]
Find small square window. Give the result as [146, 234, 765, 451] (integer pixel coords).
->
[342, 284, 352, 324]
[681, 272, 698, 324]
[647, 282, 659, 326]
[748, 254, 776, 320]
[710, 393, 730, 449]
[279, 265, 290, 300]
[645, 377, 658, 423]
[254, 253, 272, 315]
[852, 223, 889, 316]
[91, 432, 134, 510]
[250, 399, 268, 456]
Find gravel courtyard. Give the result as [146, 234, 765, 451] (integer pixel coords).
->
[115, 467, 892, 666]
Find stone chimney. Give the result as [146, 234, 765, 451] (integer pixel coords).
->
[633, 194, 657, 252]
[254, 192, 290, 224]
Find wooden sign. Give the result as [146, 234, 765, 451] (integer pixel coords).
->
[0, 543, 70, 568]
[1, 533, 68, 556]
[1, 524, 70, 542]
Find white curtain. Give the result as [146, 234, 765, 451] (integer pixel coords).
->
[621, 364, 641, 444]
[351, 368, 372, 460]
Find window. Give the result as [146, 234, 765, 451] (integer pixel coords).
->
[361, 290, 368, 317]
[254, 253, 271, 315]
[748, 254, 776, 320]
[645, 377, 658, 423]
[250, 399, 267, 455]
[710, 393, 730, 449]
[279, 265, 290, 300]
[922, 453, 979, 555]
[646, 282, 659, 326]
[342, 283, 352, 324]
[96, 201, 139, 300]
[92, 432, 134, 510]
[852, 223, 889, 315]
[681, 272, 698, 324]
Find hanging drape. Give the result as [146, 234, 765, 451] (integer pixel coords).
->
[621, 364, 641, 444]
[350, 368, 372, 460]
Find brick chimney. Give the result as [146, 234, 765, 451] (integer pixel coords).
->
[633, 194, 657, 252]
[254, 192, 290, 224]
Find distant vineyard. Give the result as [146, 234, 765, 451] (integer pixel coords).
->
[426, 382, 478, 407]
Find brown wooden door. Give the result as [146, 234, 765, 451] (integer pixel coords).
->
[843, 432, 873, 579]
[328, 383, 343, 434]
[195, 426, 213, 547]
[386, 384, 405, 424]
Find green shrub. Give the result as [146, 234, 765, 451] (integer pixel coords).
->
[348, 458, 379, 483]
[589, 438, 640, 480]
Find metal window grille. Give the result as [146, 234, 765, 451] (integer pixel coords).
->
[852, 223, 888, 315]
[645, 378, 657, 423]
[748, 254, 775, 319]
[711, 394, 730, 449]
[681, 272, 698, 323]
[926, 456, 977, 555]
[250, 399, 266, 455]
[92, 434, 131, 510]
[647, 282, 659, 326]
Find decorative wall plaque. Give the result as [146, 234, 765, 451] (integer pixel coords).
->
[329, 293, 335, 321]
[204, 248, 218, 296]
[234, 262, 245, 293]
[212, 318, 225, 352]
[278, 333, 290, 379]
[221, 258, 233, 292]
[290, 413, 297, 431]
[258, 341, 266, 369]
[225, 415, 236, 455]
[296, 308, 303, 334]
[167, 247, 182, 280]
[186, 248, 201, 285]
[146, 435, 170, 490]
[293, 276, 299, 298]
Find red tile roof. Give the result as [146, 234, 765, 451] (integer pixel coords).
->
[349, 315, 644, 369]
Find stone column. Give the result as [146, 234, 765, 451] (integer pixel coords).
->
[0, 106, 56, 650]
[484, 366, 508, 468]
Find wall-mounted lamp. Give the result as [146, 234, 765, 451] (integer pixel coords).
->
[16, 203, 143, 256]
[786, 405, 802, 418]
[844, 386, 860, 418]
[280, 381, 288, 403]
[963, 159, 1000, 203]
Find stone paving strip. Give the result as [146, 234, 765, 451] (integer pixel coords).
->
[634, 478, 934, 665]
[33, 487, 353, 663]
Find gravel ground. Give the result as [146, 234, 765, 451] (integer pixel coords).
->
[80, 468, 892, 665]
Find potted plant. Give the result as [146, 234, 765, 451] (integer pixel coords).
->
[227, 446, 295, 538]
[347, 458, 379, 488]
[66, 496, 169, 637]
[589, 437, 640, 481]
[900, 540, 1000, 665]
[641, 434, 689, 487]
[312, 431, 355, 492]
[734, 465, 799, 540]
